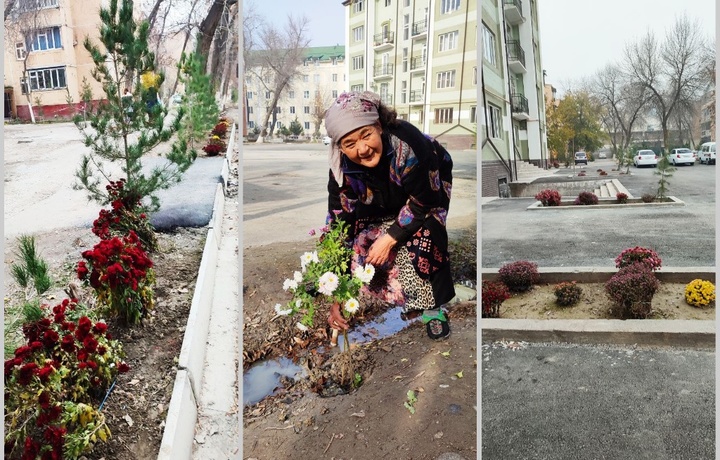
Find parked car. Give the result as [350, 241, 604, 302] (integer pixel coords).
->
[634, 149, 658, 167]
[668, 148, 695, 166]
[322, 135, 332, 145]
[574, 152, 588, 165]
[597, 152, 607, 159]
[698, 142, 716, 164]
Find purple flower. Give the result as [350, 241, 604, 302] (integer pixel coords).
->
[308, 229, 316, 236]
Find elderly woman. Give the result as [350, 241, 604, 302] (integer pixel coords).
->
[323, 91, 454, 340]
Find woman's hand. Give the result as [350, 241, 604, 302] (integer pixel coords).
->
[366, 233, 397, 266]
[327, 301, 349, 331]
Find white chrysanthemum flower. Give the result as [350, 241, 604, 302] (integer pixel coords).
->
[293, 271, 303, 283]
[354, 264, 376, 283]
[274, 303, 293, 316]
[318, 272, 339, 296]
[344, 298, 360, 314]
[363, 264, 375, 280]
[295, 299, 302, 308]
[282, 279, 298, 291]
[296, 322, 309, 332]
[300, 252, 315, 269]
[310, 251, 319, 263]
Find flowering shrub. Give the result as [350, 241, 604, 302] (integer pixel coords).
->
[78, 231, 155, 324]
[202, 135, 226, 156]
[574, 191, 598, 205]
[498, 260, 539, 292]
[4, 299, 130, 459]
[554, 281, 583, 307]
[616, 192, 628, 204]
[615, 246, 662, 271]
[604, 263, 659, 318]
[481, 281, 510, 318]
[93, 179, 157, 252]
[275, 219, 373, 328]
[641, 193, 655, 203]
[211, 121, 228, 138]
[684, 279, 716, 308]
[599, 170, 608, 176]
[578, 171, 587, 176]
[552, 161, 560, 168]
[534, 189, 562, 207]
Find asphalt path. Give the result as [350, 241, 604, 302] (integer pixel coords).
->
[3, 121, 222, 237]
[481, 159, 716, 268]
[482, 341, 715, 460]
[243, 142, 477, 247]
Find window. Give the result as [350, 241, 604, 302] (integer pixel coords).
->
[290, 106, 296, 114]
[353, 0, 364, 13]
[332, 73, 338, 82]
[401, 81, 407, 103]
[404, 0, 410, 6]
[304, 106, 310, 114]
[314, 59, 319, 67]
[438, 31, 459, 52]
[15, 42, 27, 60]
[473, 66, 477, 85]
[434, 108, 453, 124]
[402, 48, 408, 72]
[288, 90, 295, 98]
[385, 0, 391, 5]
[351, 84, 364, 91]
[304, 122, 310, 130]
[470, 106, 477, 123]
[265, 91, 271, 99]
[248, 120, 255, 128]
[245, 75, 252, 83]
[436, 70, 456, 89]
[27, 66, 66, 91]
[303, 90, 310, 98]
[403, 14, 410, 40]
[263, 75, 271, 83]
[352, 55, 364, 70]
[303, 60, 309, 66]
[440, 0, 460, 14]
[276, 121, 282, 128]
[314, 74, 320, 83]
[332, 90, 338, 98]
[275, 107, 281, 114]
[38, 0, 59, 7]
[482, 23, 496, 65]
[248, 106, 253, 114]
[303, 75, 309, 82]
[488, 104, 502, 138]
[28, 26, 62, 51]
[353, 26, 364, 42]
[247, 91, 253, 99]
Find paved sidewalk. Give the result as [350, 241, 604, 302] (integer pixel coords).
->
[190, 191, 240, 459]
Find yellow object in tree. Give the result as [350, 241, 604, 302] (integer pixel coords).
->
[140, 71, 160, 90]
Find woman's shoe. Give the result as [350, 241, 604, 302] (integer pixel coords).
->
[422, 308, 450, 340]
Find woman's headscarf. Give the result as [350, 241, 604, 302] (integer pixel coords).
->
[324, 91, 382, 185]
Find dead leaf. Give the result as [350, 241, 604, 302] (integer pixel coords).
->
[455, 370, 464, 379]
[393, 375, 404, 381]
[438, 350, 451, 357]
[350, 410, 365, 418]
[128, 379, 140, 386]
[123, 414, 134, 427]
[401, 358, 408, 362]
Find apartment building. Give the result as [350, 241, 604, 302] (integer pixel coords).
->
[245, 46, 346, 139]
[342, 0, 477, 150]
[480, 0, 549, 197]
[3, 0, 106, 121]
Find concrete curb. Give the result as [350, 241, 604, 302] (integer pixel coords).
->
[481, 267, 716, 284]
[157, 183, 226, 460]
[481, 319, 715, 349]
[526, 195, 685, 210]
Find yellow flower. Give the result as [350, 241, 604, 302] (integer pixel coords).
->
[685, 279, 715, 308]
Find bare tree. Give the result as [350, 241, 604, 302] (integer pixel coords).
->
[624, 15, 710, 154]
[312, 86, 333, 139]
[4, 0, 55, 123]
[245, 14, 310, 140]
[197, 0, 237, 60]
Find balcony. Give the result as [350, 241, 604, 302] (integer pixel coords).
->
[409, 90, 424, 105]
[511, 93, 529, 120]
[507, 40, 526, 73]
[373, 31, 395, 50]
[373, 63, 395, 80]
[503, 0, 525, 25]
[411, 19, 427, 38]
[410, 56, 425, 73]
[380, 93, 393, 106]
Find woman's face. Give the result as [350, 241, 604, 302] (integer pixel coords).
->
[339, 123, 383, 168]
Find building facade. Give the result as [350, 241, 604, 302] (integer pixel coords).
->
[245, 46, 346, 139]
[342, 0, 477, 150]
[3, 0, 106, 121]
[480, 0, 548, 197]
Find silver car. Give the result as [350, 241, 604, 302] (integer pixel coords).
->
[668, 148, 695, 166]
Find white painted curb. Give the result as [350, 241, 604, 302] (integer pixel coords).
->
[158, 182, 227, 459]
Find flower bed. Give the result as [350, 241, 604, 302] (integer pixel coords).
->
[527, 195, 684, 210]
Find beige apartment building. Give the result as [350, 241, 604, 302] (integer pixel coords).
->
[342, 0, 477, 150]
[3, 0, 107, 121]
[245, 46, 346, 139]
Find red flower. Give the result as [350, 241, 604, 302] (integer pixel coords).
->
[97, 345, 107, 355]
[37, 364, 54, 382]
[86, 360, 98, 371]
[78, 316, 92, 334]
[60, 334, 75, 353]
[77, 349, 89, 362]
[77, 261, 89, 279]
[18, 362, 38, 385]
[61, 321, 76, 332]
[14, 345, 33, 359]
[83, 336, 98, 354]
[42, 329, 60, 348]
[93, 321, 108, 334]
[38, 391, 52, 409]
[118, 361, 130, 373]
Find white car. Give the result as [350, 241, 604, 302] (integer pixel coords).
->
[322, 135, 332, 145]
[699, 141, 716, 164]
[634, 150, 658, 167]
[668, 148, 695, 166]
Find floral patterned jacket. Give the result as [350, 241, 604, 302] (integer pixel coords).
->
[327, 120, 453, 246]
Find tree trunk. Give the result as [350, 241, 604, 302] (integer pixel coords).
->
[198, 0, 237, 59]
[147, 0, 165, 31]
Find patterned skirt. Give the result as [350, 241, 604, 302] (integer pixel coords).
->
[351, 218, 452, 312]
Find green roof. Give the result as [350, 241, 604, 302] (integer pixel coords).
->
[302, 46, 345, 60]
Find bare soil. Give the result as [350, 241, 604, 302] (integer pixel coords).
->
[242, 228, 478, 460]
[498, 282, 715, 320]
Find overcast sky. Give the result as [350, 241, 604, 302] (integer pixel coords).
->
[245, 0, 346, 48]
[538, 0, 716, 96]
